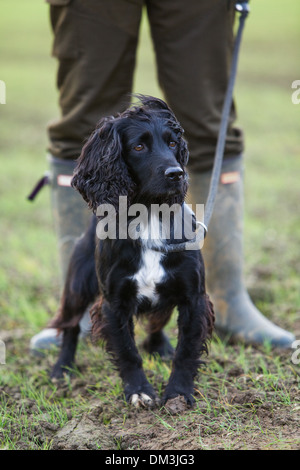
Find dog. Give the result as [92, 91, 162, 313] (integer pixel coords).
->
[50, 96, 214, 407]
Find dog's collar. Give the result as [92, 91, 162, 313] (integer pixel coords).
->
[134, 202, 207, 253]
[150, 220, 207, 253]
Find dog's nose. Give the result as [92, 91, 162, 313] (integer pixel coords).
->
[164, 167, 183, 181]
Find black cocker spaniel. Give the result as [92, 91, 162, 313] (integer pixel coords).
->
[50, 96, 214, 407]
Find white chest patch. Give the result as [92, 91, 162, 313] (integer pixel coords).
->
[131, 211, 168, 304]
[133, 248, 165, 304]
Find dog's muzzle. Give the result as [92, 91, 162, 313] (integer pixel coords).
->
[164, 167, 183, 182]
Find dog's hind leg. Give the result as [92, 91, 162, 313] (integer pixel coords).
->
[50, 219, 99, 379]
[142, 308, 174, 359]
[50, 325, 80, 380]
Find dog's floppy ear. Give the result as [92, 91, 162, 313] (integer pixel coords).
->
[177, 134, 189, 167]
[72, 118, 136, 213]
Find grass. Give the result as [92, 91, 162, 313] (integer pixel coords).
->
[0, 0, 300, 450]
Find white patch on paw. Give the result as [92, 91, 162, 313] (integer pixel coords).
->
[140, 393, 153, 405]
[130, 394, 140, 407]
[130, 393, 154, 408]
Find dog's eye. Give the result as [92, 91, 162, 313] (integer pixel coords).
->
[169, 141, 177, 149]
[134, 144, 144, 152]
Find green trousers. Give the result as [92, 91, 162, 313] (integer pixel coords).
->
[46, 0, 244, 171]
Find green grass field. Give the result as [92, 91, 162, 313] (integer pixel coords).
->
[0, 0, 299, 450]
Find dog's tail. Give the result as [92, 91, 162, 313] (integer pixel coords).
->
[50, 217, 99, 331]
[89, 297, 105, 341]
[201, 294, 215, 355]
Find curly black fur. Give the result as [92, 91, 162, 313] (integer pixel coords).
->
[50, 96, 214, 407]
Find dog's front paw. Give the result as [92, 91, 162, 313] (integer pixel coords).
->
[129, 392, 159, 408]
[125, 382, 158, 408]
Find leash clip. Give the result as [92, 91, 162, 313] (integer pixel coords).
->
[196, 220, 208, 239]
[235, 1, 250, 17]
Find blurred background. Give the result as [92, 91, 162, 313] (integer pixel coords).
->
[0, 0, 299, 336]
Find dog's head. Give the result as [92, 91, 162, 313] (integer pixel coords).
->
[72, 96, 189, 213]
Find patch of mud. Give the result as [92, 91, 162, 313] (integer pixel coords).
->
[162, 395, 190, 415]
[51, 414, 117, 450]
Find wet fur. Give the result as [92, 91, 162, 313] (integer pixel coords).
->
[50, 96, 214, 406]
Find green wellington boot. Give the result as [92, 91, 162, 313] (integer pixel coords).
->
[188, 156, 295, 348]
[30, 155, 92, 354]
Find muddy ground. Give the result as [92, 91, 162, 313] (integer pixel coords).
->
[1, 324, 300, 451]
